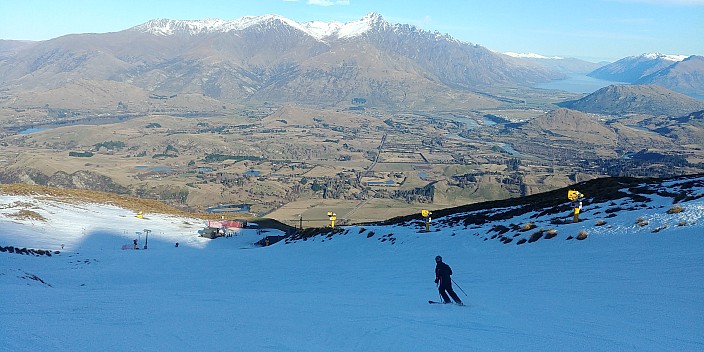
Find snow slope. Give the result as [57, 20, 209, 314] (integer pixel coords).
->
[1, 176, 703, 351]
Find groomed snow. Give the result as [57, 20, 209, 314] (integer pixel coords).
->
[1, 177, 703, 351]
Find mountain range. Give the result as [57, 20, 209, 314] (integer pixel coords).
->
[588, 54, 704, 99]
[0, 13, 564, 112]
[0, 13, 701, 116]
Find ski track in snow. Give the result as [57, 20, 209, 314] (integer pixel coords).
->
[1, 176, 704, 351]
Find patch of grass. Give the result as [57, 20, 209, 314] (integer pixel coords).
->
[521, 222, 537, 232]
[666, 205, 684, 214]
[10, 209, 47, 221]
[0, 201, 36, 210]
[576, 230, 588, 240]
[544, 228, 558, 240]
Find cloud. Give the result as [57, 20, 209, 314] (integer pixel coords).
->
[307, 0, 350, 6]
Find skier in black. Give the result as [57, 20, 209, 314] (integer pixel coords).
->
[435, 256, 463, 305]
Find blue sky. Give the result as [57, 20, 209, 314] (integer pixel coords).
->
[1, 0, 702, 62]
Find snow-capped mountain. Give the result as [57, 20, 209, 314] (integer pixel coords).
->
[588, 53, 704, 98]
[642, 53, 689, 62]
[132, 12, 385, 41]
[588, 53, 689, 83]
[0, 13, 562, 111]
[2, 175, 703, 351]
[636, 55, 704, 99]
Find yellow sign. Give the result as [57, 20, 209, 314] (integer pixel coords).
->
[421, 209, 431, 217]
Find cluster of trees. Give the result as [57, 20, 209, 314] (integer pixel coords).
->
[390, 183, 435, 203]
[299, 174, 360, 200]
[149, 94, 177, 100]
[152, 144, 179, 159]
[94, 140, 126, 150]
[590, 158, 690, 177]
[203, 154, 263, 163]
[68, 151, 93, 157]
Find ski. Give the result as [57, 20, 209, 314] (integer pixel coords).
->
[429, 300, 465, 306]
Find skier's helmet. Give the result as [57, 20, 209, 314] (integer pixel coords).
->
[435, 255, 442, 263]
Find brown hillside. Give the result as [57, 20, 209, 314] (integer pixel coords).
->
[525, 108, 618, 146]
[558, 84, 704, 116]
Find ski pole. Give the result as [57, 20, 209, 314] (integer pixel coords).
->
[452, 278, 468, 296]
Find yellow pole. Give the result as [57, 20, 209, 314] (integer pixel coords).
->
[328, 211, 336, 228]
[421, 210, 432, 232]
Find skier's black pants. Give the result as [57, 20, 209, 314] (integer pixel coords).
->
[438, 283, 462, 304]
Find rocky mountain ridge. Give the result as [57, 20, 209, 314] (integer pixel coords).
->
[0, 13, 561, 112]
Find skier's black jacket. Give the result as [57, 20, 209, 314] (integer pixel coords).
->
[435, 262, 453, 286]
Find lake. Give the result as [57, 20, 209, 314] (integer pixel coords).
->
[18, 128, 50, 134]
[534, 74, 626, 94]
[135, 166, 172, 172]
